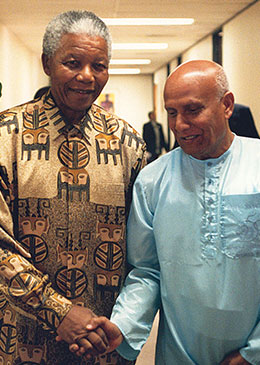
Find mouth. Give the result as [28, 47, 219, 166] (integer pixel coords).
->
[70, 88, 95, 95]
[181, 135, 200, 141]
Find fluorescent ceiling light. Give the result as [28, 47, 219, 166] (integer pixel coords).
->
[110, 59, 151, 65]
[104, 18, 194, 26]
[112, 43, 168, 50]
[109, 68, 141, 75]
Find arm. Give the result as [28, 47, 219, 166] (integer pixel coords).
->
[0, 189, 108, 354]
[110, 174, 161, 360]
[66, 175, 160, 359]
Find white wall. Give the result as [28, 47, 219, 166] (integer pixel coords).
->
[101, 74, 153, 134]
[0, 23, 49, 111]
[169, 58, 179, 74]
[182, 35, 213, 63]
[153, 66, 169, 146]
[223, 1, 260, 133]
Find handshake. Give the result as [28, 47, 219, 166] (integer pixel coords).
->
[56, 305, 123, 360]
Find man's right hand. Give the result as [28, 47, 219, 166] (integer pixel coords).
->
[56, 305, 109, 357]
[68, 316, 123, 357]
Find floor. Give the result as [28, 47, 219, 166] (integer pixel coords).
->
[135, 312, 159, 365]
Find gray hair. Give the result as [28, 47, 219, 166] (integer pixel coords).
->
[42, 10, 112, 60]
[215, 67, 230, 99]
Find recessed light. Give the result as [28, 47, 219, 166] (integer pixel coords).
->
[109, 68, 141, 74]
[112, 43, 168, 50]
[103, 18, 194, 26]
[110, 59, 151, 65]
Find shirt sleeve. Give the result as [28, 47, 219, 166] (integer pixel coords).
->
[239, 323, 260, 365]
[111, 174, 161, 360]
[0, 189, 72, 333]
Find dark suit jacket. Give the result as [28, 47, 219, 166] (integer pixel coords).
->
[229, 103, 259, 138]
[142, 121, 168, 157]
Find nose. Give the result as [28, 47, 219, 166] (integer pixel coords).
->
[76, 65, 94, 82]
[174, 113, 190, 132]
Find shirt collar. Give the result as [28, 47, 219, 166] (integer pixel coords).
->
[42, 91, 92, 141]
[187, 135, 236, 166]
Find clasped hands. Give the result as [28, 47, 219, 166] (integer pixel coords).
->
[56, 306, 251, 364]
[56, 305, 123, 359]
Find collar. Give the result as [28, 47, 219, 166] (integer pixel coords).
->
[42, 91, 93, 142]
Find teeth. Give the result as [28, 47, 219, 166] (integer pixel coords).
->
[73, 89, 92, 94]
[183, 135, 196, 140]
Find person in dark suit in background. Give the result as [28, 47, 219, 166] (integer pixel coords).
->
[143, 111, 168, 163]
[173, 103, 259, 149]
[228, 103, 259, 138]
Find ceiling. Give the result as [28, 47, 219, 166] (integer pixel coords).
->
[0, 0, 257, 74]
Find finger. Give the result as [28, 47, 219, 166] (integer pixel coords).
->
[90, 316, 121, 341]
[69, 343, 80, 353]
[55, 335, 63, 342]
[76, 337, 96, 357]
[95, 326, 109, 347]
[80, 331, 108, 354]
[86, 316, 107, 330]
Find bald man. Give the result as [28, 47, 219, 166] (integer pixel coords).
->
[71, 61, 260, 364]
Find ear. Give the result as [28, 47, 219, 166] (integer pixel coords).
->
[41, 53, 51, 77]
[222, 91, 234, 119]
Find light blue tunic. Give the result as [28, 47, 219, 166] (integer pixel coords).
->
[111, 136, 260, 365]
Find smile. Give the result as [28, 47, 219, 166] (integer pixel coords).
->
[70, 88, 94, 94]
[182, 135, 199, 141]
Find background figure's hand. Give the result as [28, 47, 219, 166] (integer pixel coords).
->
[68, 316, 123, 356]
[56, 305, 108, 357]
[220, 350, 251, 365]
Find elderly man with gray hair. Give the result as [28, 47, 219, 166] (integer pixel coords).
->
[0, 10, 144, 365]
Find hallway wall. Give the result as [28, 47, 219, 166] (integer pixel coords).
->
[223, 0, 260, 133]
[1, 1, 260, 136]
[0, 23, 48, 111]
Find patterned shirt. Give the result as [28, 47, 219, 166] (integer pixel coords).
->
[0, 91, 145, 365]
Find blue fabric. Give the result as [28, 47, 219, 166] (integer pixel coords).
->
[111, 136, 260, 365]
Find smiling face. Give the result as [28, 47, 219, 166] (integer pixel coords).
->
[42, 33, 109, 123]
[164, 62, 234, 160]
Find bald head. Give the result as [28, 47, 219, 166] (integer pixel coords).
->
[165, 60, 229, 101]
[164, 60, 234, 160]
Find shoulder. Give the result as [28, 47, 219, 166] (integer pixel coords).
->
[235, 135, 260, 153]
[0, 99, 32, 118]
[91, 103, 145, 154]
[0, 100, 35, 135]
[143, 121, 151, 128]
[91, 103, 141, 134]
[234, 103, 249, 111]
[138, 151, 175, 185]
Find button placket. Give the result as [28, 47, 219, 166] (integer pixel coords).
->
[201, 161, 223, 259]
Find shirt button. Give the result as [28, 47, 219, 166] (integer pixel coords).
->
[207, 162, 212, 167]
[208, 198, 214, 204]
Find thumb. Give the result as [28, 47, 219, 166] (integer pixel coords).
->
[87, 316, 122, 341]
